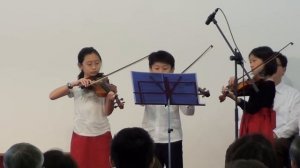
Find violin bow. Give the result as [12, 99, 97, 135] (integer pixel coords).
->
[237, 42, 294, 81]
[90, 55, 149, 85]
[181, 45, 213, 98]
[167, 45, 214, 99]
[90, 76, 108, 86]
[181, 45, 214, 74]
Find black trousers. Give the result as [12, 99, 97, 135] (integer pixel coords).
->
[155, 140, 183, 168]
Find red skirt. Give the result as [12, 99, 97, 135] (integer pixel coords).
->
[70, 131, 112, 168]
[239, 107, 276, 142]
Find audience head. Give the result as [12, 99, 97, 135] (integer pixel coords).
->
[3, 142, 43, 168]
[226, 159, 268, 168]
[273, 53, 288, 84]
[276, 52, 288, 69]
[289, 136, 300, 168]
[43, 149, 77, 168]
[225, 134, 277, 168]
[110, 127, 155, 168]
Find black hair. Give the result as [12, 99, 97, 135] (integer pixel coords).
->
[225, 134, 277, 168]
[249, 46, 277, 77]
[275, 52, 288, 68]
[225, 159, 268, 168]
[77, 47, 102, 79]
[148, 50, 175, 69]
[43, 149, 78, 168]
[110, 127, 154, 168]
[3, 142, 44, 168]
[290, 136, 300, 168]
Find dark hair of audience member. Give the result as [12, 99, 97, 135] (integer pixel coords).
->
[43, 149, 78, 168]
[275, 52, 288, 68]
[226, 159, 268, 168]
[225, 134, 277, 168]
[3, 142, 44, 168]
[110, 127, 155, 168]
[290, 136, 300, 168]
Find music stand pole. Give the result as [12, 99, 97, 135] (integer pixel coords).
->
[167, 99, 172, 168]
[164, 77, 173, 168]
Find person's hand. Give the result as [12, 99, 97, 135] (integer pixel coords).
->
[76, 78, 92, 87]
[222, 85, 234, 97]
[221, 85, 229, 95]
[228, 76, 236, 86]
[221, 85, 239, 102]
[106, 91, 116, 101]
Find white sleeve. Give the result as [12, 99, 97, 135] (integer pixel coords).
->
[274, 92, 300, 138]
[179, 105, 195, 116]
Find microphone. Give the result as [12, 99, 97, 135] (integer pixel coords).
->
[205, 8, 219, 25]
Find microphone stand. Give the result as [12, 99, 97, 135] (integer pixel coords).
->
[211, 18, 258, 139]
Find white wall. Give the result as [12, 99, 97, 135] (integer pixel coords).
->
[0, 0, 299, 167]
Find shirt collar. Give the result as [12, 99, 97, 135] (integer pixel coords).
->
[276, 81, 285, 94]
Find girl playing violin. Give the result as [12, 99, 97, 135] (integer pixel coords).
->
[222, 46, 277, 142]
[49, 47, 116, 168]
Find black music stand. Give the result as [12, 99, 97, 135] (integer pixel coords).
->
[132, 71, 201, 168]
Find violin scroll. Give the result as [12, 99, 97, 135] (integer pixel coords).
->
[98, 81, 125, 109]
[198, 87, 210, 97]
[113, 96, 125, 109]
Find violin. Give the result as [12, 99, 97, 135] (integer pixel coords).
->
[219, 78, 257, 102]
[84, 73, 125, 109]
[198, 87, 210, 97]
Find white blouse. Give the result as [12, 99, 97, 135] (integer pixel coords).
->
[69, 87, 110, 136]
[142, 105, 194, 143]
